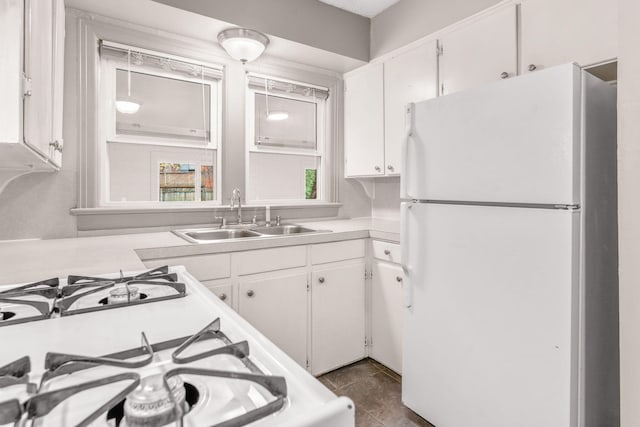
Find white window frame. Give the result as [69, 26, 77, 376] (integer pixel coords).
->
[245, 76, 328, 204]
[98, 55, 223, 207]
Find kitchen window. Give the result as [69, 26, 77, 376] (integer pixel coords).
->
[245, 74, 328, 203]
[98, 41, 223, 205]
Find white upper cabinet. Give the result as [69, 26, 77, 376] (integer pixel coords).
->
[383, 41, 438, 176]
[344, 63, 385, 177]
[438, 5, 518, 96]
[0, 0, 65, 172]
[520, 0, 617, 72]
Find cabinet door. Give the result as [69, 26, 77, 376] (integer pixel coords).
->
[521, 0, 617, 72]
[201, 280, 233, 308]
[344, 63, 385, 177]
[0, 0, 22, 144]
[384, 41, 438, 176]
[23, 0, 64, 166]
[311, 262, 366, 375]
[371, 262, 403, 374]
[238, 272, 308, 368]
[439, 5, 517, 96]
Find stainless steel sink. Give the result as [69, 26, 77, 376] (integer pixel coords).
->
[174, 228, 262, 243]
[252, 225, 318, 235]
[173, 223, 327, 243]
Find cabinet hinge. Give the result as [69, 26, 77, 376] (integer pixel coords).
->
[22, 74, 32, 97]
[306, 359, 310, 369]
[437, 41, 444, 56]
[306, 281, 310, 291]
[440, 82, 445, 96]
[365, 337, 369, 347]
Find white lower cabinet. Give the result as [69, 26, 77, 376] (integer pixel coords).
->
[201, 280, 233, 308]
[371, 261, 403, 374]
[140, 239, 371, 374]
[311, 262, 366, 375]
[238, 271, 308, 368]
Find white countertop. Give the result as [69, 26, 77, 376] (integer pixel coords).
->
[0, 217, 399, 285]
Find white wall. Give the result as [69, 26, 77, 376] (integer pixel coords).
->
[371, 177, 401, 220]
[618, 0, 640, 424]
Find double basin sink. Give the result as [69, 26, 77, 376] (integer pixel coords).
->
[173, 224, 325, 244]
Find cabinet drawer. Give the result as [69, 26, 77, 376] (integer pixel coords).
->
[143, 253, 231, 281]
[232, 246, 307, 276]
[372, 240, 402, 264]
[310, 240, 365, 265]
[202, 281, 233, 307]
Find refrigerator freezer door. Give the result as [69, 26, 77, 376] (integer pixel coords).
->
[401, 202, 579, 427]
[402, 63, 581, 205]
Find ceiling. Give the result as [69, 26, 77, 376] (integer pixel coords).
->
[318, 0, 401, 18]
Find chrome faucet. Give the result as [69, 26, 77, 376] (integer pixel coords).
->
[230, 188, 242, 224]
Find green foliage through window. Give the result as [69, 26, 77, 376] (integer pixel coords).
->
[305, 169, 317, 200]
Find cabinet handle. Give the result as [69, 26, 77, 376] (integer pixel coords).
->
[374, 166, 381, 172]
[528, 64, 537, 72]
[387, 165, 394, 172]
[500, 72, 509, 79]
[384, 249, 391, 255]
[219, 293, 227, 301]
[318, 277, 325, 284]
[396, 276, 403, 283]
[246, 290, 255, 297]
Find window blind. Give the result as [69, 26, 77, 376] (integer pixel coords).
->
[247, 73, 329, 100]
[100, 40, 224, 80]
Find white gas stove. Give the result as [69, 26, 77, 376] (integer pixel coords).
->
[0, 266, 354, 426]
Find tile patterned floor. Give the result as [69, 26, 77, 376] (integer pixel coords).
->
[318, 359, 435, 427]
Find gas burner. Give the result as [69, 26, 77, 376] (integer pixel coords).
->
[22, 318, 288, 427]
[0, 278, 59, 327]
[56, 266, 186, 316]
[0, 310, 16, 321]
[107, 379, 200, 427]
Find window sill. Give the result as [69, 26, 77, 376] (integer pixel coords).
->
[70, 203, 343, 232]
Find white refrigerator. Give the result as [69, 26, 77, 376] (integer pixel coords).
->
[400, 63, 619, 427]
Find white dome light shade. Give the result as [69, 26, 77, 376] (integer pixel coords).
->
[217, 28, 270, 64]
[267, 111, 289, 121]
[115, 100, 141, 114]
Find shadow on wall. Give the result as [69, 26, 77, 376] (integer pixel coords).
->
[0, 170, 78, 240]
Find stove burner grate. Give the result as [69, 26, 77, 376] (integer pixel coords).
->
[24, 318, 288, 427]
[0, 278, 59, 327]
[57, 266, 186, 317]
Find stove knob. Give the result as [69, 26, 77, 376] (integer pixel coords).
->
[247, 290, 255, 297]
[219, 293, 227, 301]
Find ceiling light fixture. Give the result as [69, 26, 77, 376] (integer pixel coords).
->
[116, 49, 141, 114]
[217, 28, 270, 64]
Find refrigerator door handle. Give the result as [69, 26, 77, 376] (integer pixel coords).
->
[401, 203, 413, 308]
[401, 103, 415, 200]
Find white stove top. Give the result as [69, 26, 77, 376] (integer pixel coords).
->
[0, 266, 354, 427]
